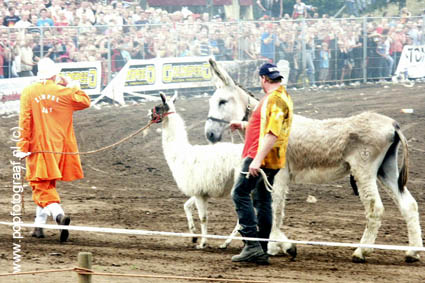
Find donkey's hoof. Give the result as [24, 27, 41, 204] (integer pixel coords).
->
[192, 237, 198, 243]
[405, 255, 420, 263]
[286, 245, 297, 260]
[352, 255, 366, 263]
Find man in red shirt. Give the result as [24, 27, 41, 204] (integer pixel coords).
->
[230, 63, 293, 264]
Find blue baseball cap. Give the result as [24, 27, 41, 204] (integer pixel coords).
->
[259, 63, 283, 80]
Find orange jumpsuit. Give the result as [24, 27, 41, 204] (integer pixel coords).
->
[18, 80, 91, 208]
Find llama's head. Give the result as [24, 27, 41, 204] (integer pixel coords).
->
[150, 92, 177, 123]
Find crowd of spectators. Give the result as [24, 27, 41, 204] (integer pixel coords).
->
[0, 0, 424, 88]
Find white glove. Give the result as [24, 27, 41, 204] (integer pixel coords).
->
[15, 151, 31, 159]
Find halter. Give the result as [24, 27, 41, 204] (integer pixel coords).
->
[151, 107, 175, 124]
[207, 97, 253, 125]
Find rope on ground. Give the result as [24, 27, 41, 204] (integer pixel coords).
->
[28, 120, 154, 155]
[0, 267, 75, 276]
[1, 221, 424, 252]
[77, 270, 270, 282]
[0, 267, 270, 282]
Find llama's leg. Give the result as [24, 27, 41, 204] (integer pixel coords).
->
[379, 178, 422, 262]
[220, 220, 240, 249]
[184, 197, 197, 243]
[194, 196, 208, 249]
[267, 169, 296, 258]
[352, 176, 384, 263]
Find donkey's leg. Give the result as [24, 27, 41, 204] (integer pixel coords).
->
[194, 196, 208, 249]
[184, 196, 197, 244]
[352, 176, 384, 263]
[377, 140, 423, 262]
[220, 220, 240, 249]
[379, 178, 422, 262]
[267, 169, 296, 258]
[398, 188, 422, 262]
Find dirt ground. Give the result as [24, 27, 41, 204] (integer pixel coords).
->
[1, 82, 425, 283]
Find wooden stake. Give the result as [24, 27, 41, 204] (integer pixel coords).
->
[77, 252, 92, 283]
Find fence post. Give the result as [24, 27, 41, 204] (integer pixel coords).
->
[301, 18, 306, 88]
[362, 16, 368, 83]
[107, 32, 112, 86]
[78, 252, 92, 283]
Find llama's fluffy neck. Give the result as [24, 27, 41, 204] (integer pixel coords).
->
[162, 112, 191, 157]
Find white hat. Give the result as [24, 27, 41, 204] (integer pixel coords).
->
[37, 58, 62, 79]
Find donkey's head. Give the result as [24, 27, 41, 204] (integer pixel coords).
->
[205, 58, 248, 143]
[150, 92, 177, 123]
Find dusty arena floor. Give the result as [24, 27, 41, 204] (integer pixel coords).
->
[1, 82, 425, 282]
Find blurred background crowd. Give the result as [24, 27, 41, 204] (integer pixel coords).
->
[0, 0, 424, 88]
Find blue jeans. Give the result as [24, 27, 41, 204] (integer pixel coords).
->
[346, 1, 359, 16]
[379, 55, 394, 78]
[232, 158, 279, 242]
[305, 50, 316, 86]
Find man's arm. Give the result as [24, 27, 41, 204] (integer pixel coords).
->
[280, 0, 283, 18]
[257, 0, 266, 11]
[58, 76, 91, 110]
[249, 133, 277, 177]
[17, 88, 32, 153]
[263, 33, 274, 45]
[229, 120, 248, 131]
[71, 89, 91, 110]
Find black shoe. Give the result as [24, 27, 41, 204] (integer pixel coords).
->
[250, 252, 270, 265]
[232, 241, 269, 265]
[31, 227, 45, 238]
[56, 214, 71, 242]
[260, 241, 268, 254]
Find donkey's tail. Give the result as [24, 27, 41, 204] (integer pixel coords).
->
[377, 123, 409, 194]
[396, 126, 409, 193]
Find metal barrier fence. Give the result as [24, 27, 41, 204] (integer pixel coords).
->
[1, 15, 424, 89]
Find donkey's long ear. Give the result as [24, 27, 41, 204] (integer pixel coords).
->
[160, 92, 167, 104]
[209, 58, 235, 88]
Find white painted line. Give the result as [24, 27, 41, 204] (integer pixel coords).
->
[1, 221, 424, 252]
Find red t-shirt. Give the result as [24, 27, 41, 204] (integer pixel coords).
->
[242, 97, 265, 159]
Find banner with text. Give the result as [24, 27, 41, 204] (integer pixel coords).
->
[124, 57, 213, 92]
[57, 61, 102, 95]
[0, 77, 34, 115]
[395, 45, 425, 79]
[95, 57, 214, 104]
[0, 61, 102, 114]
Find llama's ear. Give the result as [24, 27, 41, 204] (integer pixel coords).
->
[171, 92, 178, 103]
[160, 92, 167, 104]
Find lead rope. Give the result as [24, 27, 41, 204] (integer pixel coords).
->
[26, 120, 155, 156]
[229, 97, 252, 144]
[240, 169, 274, 193]
[18, 120, 155, 214]
[234, 98, 275, 191]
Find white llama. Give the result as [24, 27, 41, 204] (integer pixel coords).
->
[150, 92, 243, 249]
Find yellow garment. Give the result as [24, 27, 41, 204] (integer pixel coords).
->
[259, 85, 293, 169]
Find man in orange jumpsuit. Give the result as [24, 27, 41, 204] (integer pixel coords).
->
[16, 58, 91, 242]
